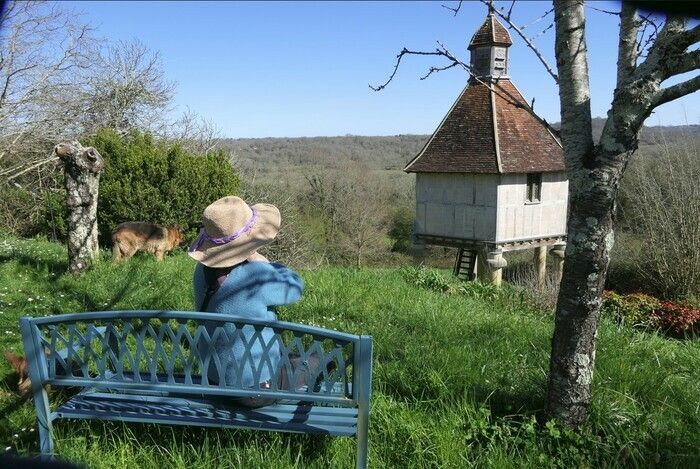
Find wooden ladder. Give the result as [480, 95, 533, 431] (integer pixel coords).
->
[453, 248, 477, 281]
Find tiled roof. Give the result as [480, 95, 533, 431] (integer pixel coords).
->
[469, 14, 512, 50]
[405, 82, 498, 173]
[495, 80, 564, 173]
[405, 79, 564, 174]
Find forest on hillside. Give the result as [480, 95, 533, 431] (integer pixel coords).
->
[221, 119, 699, 178]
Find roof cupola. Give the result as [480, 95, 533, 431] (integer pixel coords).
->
[468, 10, 513, 79]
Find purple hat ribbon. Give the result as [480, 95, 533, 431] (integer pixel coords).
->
[189, 208, 258, 253]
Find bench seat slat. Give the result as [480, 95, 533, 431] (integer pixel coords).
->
[74, 391, 360, 418]
[52, 394, 358, 437]
[46, 378, 354, 406]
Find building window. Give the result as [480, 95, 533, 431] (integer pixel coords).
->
[471, 48, 490, 75]
[526, 173, 542, 203]
[494, 47, 507, 74]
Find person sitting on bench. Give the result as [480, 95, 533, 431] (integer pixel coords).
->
[188, 195, 305, 406]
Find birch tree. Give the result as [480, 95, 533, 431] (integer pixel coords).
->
[373, 0, 700, 428]
[547, 0, 699, 427]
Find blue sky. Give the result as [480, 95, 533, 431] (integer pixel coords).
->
[70, 1, 699, 138]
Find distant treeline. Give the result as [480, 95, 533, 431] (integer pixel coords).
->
[552, 117, 699, 145]
[219, 134, 429, 172]
[221, 120, 699, 174]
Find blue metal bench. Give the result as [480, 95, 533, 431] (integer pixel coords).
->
[19, 311, 372, 468]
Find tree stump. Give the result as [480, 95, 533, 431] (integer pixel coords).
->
[55, 141, 105, 274]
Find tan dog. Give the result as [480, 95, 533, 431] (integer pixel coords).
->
[4, 351, 36, 397]
[112, 222, 183, 261]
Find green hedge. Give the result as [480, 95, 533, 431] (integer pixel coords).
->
[42, 129, 240, 244]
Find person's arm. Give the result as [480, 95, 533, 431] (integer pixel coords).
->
[243, 262, 303, 307]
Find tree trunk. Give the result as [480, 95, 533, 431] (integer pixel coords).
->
[546, 0, 598, 428]
[55, 141, 105, 274]
[546, 0, 672, 427]
[545, 162, 618, 426]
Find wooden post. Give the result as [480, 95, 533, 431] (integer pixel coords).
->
[534, 246, 547, 288]
[476, 249, 488, 283]
[551, 243, 566, 285]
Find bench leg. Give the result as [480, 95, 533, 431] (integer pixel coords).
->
[20, 319, 54, 457]
[37, 394, 54, 457]
[354, 336, 372, 469]
[356, 421, 369, 469]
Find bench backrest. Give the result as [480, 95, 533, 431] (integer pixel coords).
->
[20, 311, 372, 407]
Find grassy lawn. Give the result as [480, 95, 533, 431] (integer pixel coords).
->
[1, 236, 699, 468]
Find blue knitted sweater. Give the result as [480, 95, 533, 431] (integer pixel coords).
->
[193, 261, 304, 387]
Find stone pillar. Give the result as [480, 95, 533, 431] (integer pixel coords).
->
[534, 246, 548, 288]
[550, 243, 566, 285]
[481, 246, 507, 287]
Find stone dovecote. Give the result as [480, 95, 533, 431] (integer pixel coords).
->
[405, 12, 568, 286]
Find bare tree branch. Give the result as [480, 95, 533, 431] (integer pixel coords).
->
[675, 23, 700, 49]
[505, 1, 516, 20]
[479, 0, 559, 83]
[586, 5, 620, 16]
[167, 107, 223, 154]
[653, 74, 700, 107]
[420, 62, 460, 81]
[369, 47, 453, 92]
[616, 3, 641, 88]
[634, 15, 698, 84]
[5, 156, 58, 181]
[635, 13, 660, 60]
[441, 0, 463, 17]
[371, 39, 557, 135]
[518, 6, 554, 30]
[668, 49, 700, 77]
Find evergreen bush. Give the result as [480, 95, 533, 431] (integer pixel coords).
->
[42, 129, 240, 245]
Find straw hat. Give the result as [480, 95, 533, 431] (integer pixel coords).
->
[188, 196, 281, 268]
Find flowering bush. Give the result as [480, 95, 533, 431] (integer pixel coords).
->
[601, 291, 661, 328]
[602, 290, 700, 338]
[650, 302, 700, 338]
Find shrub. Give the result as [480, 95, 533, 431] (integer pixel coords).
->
[37, 190, 69, 241]
[85, 129, 239, 244]
[0, 184, 41, 236]
[300, 164, 390, 267]
[239, 180, 320, 268]
[601, 290, 700, 338]
[400, 266, 454, 293]
[601, 291, 661, 329]
[649, 301, 700, 338]
[388, 204, 414, 254]
[619, 134, 700, 298]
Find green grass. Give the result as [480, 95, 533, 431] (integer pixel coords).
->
[1, 236, 699, 468]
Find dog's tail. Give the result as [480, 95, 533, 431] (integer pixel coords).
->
[4, 351, 25, 373]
